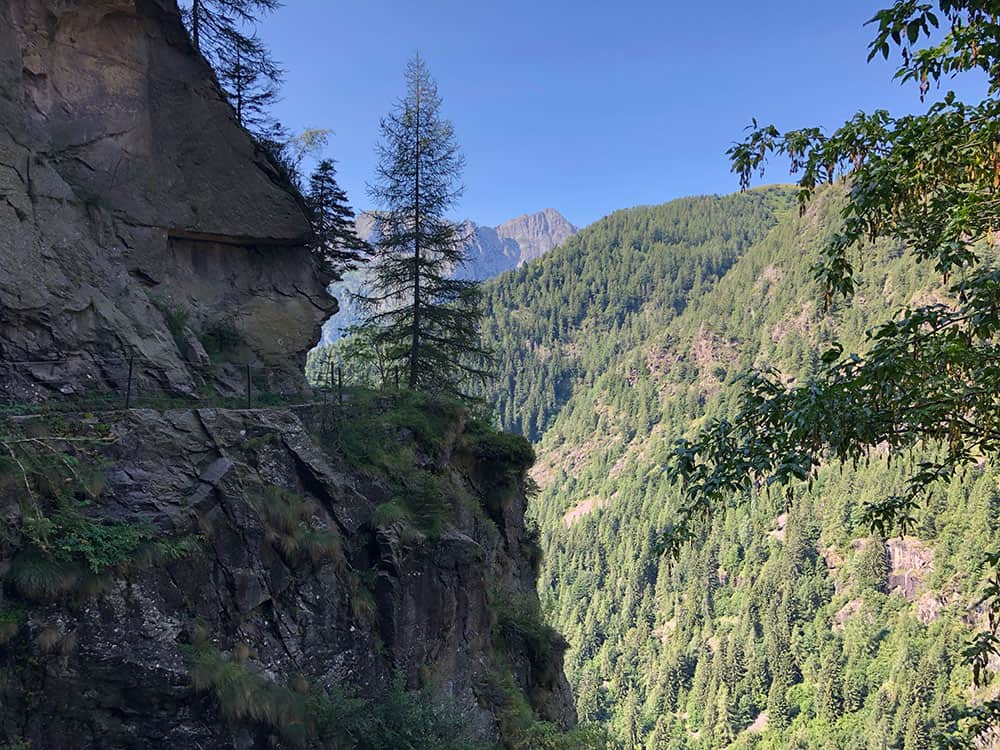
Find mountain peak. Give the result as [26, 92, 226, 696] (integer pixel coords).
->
[496, 209, 578, 266]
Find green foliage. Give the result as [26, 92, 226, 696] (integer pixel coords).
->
[852, 536, 889, 593]
[481, 179, 999, 747]
[178, 0, 282, 137]
[187, 643, 493, 749]
[664, 2, 1000, 743]
[314, 672, 494, 750]
[491, 587, 563, 668]
[0, 606, 25, 645]
[1, 431, 198, 602]
[356, 54, 492, 396]
[251, 484, 344, 567]
[152, 296, 191, 343]
[480, 187, 796, 440]
[489, 667, 606, 750]
[370, 498, 412, 527]
[319, 389, 497, 538]
[199, 316, 244, 357]
[306, 159, 370, 282]
[187, 643, 310, 742]
[466, 429, 536, 482]
[31, 504, 155, 574]
[7, 548, 109, 601]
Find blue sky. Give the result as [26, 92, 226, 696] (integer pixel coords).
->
[264, 1, 979, 228]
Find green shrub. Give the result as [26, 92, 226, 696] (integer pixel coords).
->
[489, 667, 606, 750]
[491, 588, 564, 668]
[187, 645, 492, 749]
[383, 390, 465, 456]
[347, 572, 378, 625]
[371, 498, 411, 528]
[311, 672, 494, 750]
[400, 471, 451, 538]
[467, 429, 536, 480]
[200, 317, 244, 356]
[151, 297, 191, 345]
[187, 644, 308, 742]
[38, 505, 155, 574]
[0, 607, 24, 645]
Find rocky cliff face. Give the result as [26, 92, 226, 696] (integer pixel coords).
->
[454, 209, 578, 283]
[0, 0, 333, 398]
[495, 208, 578, 269]
[0, 399, 576, 748]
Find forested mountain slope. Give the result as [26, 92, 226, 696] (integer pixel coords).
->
[482, 188, 796, 440]
[484, 186, 999, 748]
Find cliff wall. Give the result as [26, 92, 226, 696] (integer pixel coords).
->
[0, 0, 332, 397]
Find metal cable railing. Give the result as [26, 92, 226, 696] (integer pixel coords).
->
[0, 354, 345, 417]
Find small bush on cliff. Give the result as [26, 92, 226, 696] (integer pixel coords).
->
[313, 672, 493, 750]
[1, 430, 198, 602]
[465, 429, 536, 482]
[0, 607, 24, 646]
[151, 296, 191, 349]
[488, 667, 607, 750]
[187, 643, 309, 742]
[199, 317, 244, 357]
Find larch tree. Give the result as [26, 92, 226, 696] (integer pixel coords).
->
[664, 1, 1000, 743]
[180, 0, 282, 134]
[356, 54, 492, 394]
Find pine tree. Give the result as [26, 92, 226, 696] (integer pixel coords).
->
[356, 54, 492, 394]
[817, 649, 843, 723]
[854, 535, 889, 593]
[766, 673, 791, 730]
[306, 160, 369, 282]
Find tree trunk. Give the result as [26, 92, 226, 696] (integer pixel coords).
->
[191, 0, 201, 51]
[409, 84, 421, 389]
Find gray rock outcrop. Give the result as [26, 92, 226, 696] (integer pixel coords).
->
[0, 0, 333, 398]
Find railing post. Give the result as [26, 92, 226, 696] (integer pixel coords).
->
[124, 351, 135, 410]
[338, 366, 343, 406]
[246, 363, 252, 409]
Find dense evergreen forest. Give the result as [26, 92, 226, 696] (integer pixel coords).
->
[481, 188, 795, 440]
[479, 186, 999, 748]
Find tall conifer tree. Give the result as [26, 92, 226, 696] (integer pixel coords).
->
[307, 160, 369, 281]
[356, 54, 491, 393]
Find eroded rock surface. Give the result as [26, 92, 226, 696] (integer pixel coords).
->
[0, 0, 333, 397]
[0, 405, 576, 747]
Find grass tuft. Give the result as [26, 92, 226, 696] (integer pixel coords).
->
[252, 484, 345, 570]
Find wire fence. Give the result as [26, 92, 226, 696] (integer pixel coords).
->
[0, 353, 349, 418]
